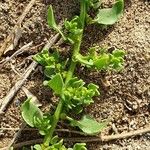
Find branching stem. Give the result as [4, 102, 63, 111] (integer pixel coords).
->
[43, 0, 88, 147]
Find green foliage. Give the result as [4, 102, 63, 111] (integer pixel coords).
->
[47, 5, 66, 40]
[65, 16, 83, 44]
[32, 136, 86, 150]
[74, 53, 93, 66]
[74, 49, 125, 70]
[94, 49, 125, 70]
[89, 0, 102, 9]
[63, 77, 99, 113]
[68, 143, 87, 150]
[35, 136, 67, 150]
[44, 73, 64, 95]
[21, 99, 52, 135]
[21, 0, 125, 149]
[21, 98, 43, 127]
[68, 115, 107, 135]
[47, 5, 57, 30]
[34, 114, 52, 135]
[94, 0, 124, 25]
[33, 49, 58, 67]
[33, 49, 66, 78]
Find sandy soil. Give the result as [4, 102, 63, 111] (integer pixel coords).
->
[0, 0, 150, 149]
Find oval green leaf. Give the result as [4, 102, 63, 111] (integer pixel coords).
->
[94, 0, 124, 25]
[47, 5, 57, 29]
[70, 115, 107, 135]
[21, 98, 43, 127]
[44, 73, 64, 95]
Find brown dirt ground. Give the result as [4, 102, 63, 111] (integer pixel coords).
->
[0, 0, 150, 149]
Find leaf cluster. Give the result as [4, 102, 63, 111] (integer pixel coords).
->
[74, 48, 125, 70]
[21, 0, 125, 149]
[21, 99, 52, 136]
[47, 0, 124, 43]
[64, 16, 83, 44]
[63, 77, 99, 113]
[33, 49, 67, 78]
[33, 136, 87, 150]
[21, 99, 105, 149]
[34, 50, 100, 114]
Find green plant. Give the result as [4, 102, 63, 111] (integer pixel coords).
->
[21, 0, 125, 149]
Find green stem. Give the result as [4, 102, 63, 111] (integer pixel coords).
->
[65, 0, 87, 83]
[56, 28, 66, 41]
[65, 40, 81, 84]
[80, 0, 87, 29]
[43, 0, 87, 147]
[43, 100, 63, 146]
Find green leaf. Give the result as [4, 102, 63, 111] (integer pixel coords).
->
[33, 114, 52, 135]
[94, 54, 110, 69]
[67, 77, 85, 88]
[90, 0, 102, 9]
[50, 135, 60, 145]
[64, 16, 82, 43]
[88, 83, 100, 96]
[63, 77, 99, 112]
[70, 115, 107, 135]
[33, 145, 42, 150]
[48, 136, 67, 150]
[47, 5, 57, 29]
[74, 53, 93, 66]
[44, 73, 64, 95]
[21, 98, 43, 127]
[33, 49, 49, 66]
[112, 49, 125, 57]
[68, 143, 87, 150]
[73, 143, 87, 150]
[94, 0, 124, 25]
[44, 66, 55, 78]
[47, 5, 66, 40]
[33, 49, 57, 67]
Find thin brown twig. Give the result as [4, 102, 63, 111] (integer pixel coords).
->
[0, 61, 37, 114]
[55, 129, 87, 135]
[0, 0, 36, 57]
[0, 127, 31, 131]
[12, 139, 43, 150]
[101, 125, 150, 141]
[30, 42, 45, 50]
[1, 126, 149, 149]
[0, 42, 33, 68]
[0, 33, 60, 114]
[9, 62, 39, 103]
[0, 128, 86, 136]
[0, 137, 97, 150]
[7, 123, 26, 149]
[17, 0, 36, 25]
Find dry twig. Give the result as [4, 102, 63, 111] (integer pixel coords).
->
[0, 33, 60, 114]
[7, 123, 26, 149]
[0, 42, 33, 69]
[1, 126, 149, 149]
[101, 125, 150, 141]
[0, 128, 86, 136]
[0, 61, 37, 114]
[0, 0, 36, 56]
